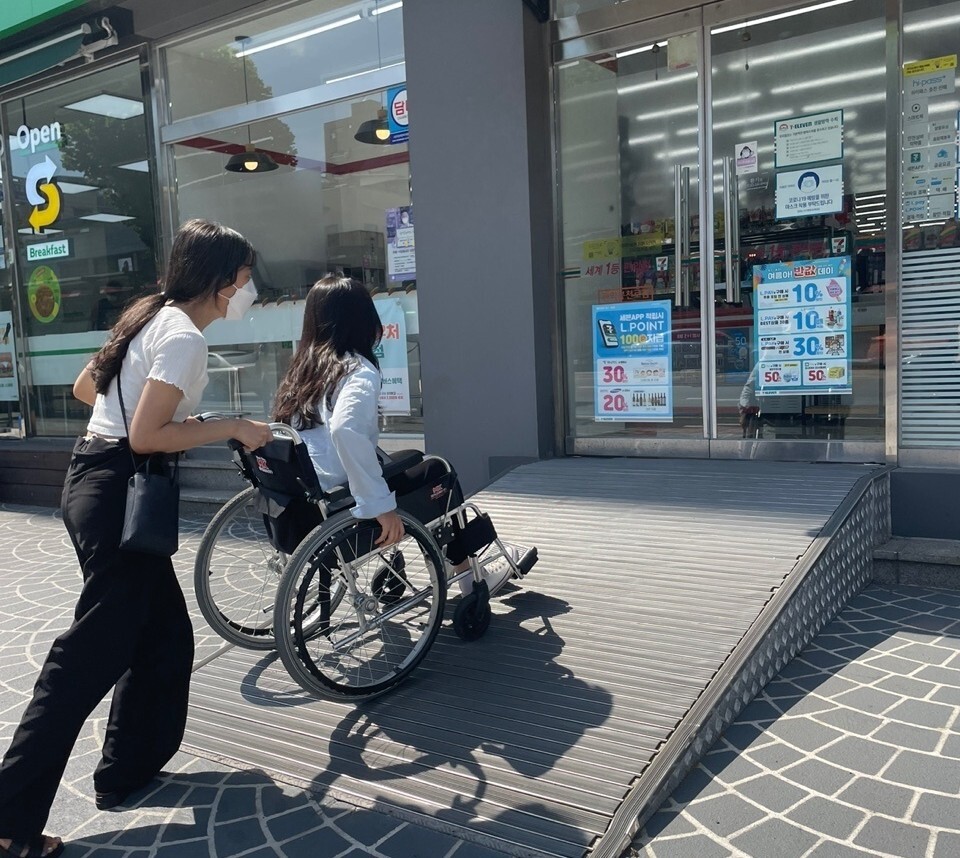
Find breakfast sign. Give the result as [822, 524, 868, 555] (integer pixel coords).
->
[752, 256, 853, 396]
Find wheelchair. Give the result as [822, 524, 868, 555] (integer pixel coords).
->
[193, 423, 538, 701]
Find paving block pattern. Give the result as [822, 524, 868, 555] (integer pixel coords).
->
[0, 503, 504, 857]
[633, 585, 960, 858]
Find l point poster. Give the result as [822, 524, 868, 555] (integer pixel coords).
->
[592, 300, 673, 422]
[753, 256, 853, 396]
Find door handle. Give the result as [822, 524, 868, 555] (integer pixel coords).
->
[674, 164, 691, 306]
[722, 155, 740, 303]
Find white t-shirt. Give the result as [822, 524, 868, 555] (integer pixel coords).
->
[297, 355, 395, 520]
[87, 305, 209, 437]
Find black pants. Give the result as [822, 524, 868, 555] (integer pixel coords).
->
[0, 437, 194, 839]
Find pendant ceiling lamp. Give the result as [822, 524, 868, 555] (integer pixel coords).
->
[354, 3, 392, 145]
[355, 108, 391, 144]
[225, 35, 279, 173]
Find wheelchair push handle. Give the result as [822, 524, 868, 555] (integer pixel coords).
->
[197, 412, 301, 452]
[223, 422, 303, 454]
[268, 423, 303, 445]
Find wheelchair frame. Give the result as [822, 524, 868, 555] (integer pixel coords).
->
[194, 422, 537, 700]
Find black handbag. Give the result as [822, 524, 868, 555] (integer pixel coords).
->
[116, 368, 181, 556]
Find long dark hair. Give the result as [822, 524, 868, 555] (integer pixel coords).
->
[90, 219, 256, 394]
[273, 275, 382, 427]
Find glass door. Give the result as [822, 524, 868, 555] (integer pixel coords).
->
[707, 0, 888, 447]
[557, 11, 707, 451]
[2, 57, 161, 437]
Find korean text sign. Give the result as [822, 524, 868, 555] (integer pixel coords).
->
[373, 297, 411, 415]
[753, 256, 853, 396]
[592, 300, 673, 422]
[385, 206, 415, 281]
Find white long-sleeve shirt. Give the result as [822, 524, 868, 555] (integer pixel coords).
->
[297, 355, 395, 520]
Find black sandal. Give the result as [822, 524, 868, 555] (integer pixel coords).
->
[0, 835, 64, 858]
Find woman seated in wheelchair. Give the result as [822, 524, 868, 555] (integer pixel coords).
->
[271, 274, 515, 594]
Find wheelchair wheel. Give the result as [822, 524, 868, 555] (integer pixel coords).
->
[194, 487, 343, 650]
[274, 509, 446, 701]
[372, 550, 407, 606]
[453, 589, 492, 641]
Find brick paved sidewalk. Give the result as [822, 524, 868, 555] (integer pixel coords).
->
[633, 585, 960, 858]
[0, 504, 508, 858]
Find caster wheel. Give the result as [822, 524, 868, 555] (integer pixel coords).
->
[453, 591, 492, 641]
[372, 551, 406, 605]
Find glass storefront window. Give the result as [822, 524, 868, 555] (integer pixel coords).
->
[2, 59, 160, 436]
[558, 44, 704, 441]
[164, 0, 405, 122]
[710, 0, 886, 443]
[558, 0, 888, 449]
[170, 91, 421, 437]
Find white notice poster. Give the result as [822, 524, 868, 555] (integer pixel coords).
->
[775, 165, 844, 219]
[774, 110, 843, 168]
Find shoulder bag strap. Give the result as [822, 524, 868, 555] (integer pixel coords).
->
[116, 366, 180, 478]
[115, 365, 138, 471]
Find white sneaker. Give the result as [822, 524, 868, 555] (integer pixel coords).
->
[478, 544, 520, 596]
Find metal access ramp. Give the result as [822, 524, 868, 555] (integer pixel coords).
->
[182, 458, 888, 858]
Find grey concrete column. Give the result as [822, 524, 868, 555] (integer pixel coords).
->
[402, 0, 555, 494]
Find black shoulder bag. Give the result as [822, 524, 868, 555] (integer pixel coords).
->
[117, 368, 181, 556]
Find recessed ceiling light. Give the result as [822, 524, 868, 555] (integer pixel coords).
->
[117, 160, 149, 172]
[58, 181, 99, 194]
[63, 94, 144, 120]
[235, 14, 361, 57]
[616, 42, 667, 59]
[372, 2, 403, 15]
[18, 228, 63, 234]
[326, 61, 404, 84]
[80, 213, 134, 222]
[711, 0, 855, 34]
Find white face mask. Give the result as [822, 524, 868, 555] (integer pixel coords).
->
[222, 277, 257, 321]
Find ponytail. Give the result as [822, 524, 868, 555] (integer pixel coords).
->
[89, 292, 166, 394]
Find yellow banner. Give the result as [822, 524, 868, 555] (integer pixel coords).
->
[582, 238, 622, 261]
[904, 54, 958, 76]
[623, 233, 664, 252]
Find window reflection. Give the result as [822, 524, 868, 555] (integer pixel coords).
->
[172, 91, 422, 439]
[165, 0, 405, 122]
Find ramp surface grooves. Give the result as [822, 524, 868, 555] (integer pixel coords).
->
[184, 458, 876, 857]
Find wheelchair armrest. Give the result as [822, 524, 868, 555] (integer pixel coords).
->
[381, 450, 424, 481]
[322, 483, 352, 505]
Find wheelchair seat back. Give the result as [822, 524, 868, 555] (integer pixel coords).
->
[233, 437, 326, 554]
[233, 437, 321, 499]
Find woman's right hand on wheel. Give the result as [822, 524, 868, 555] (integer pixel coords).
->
[375, 509, 405, 547]
[232, 418, 274, 451]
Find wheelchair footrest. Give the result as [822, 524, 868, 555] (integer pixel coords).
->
[457, 513, 498, 557]
[515, 546, 538, 578]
